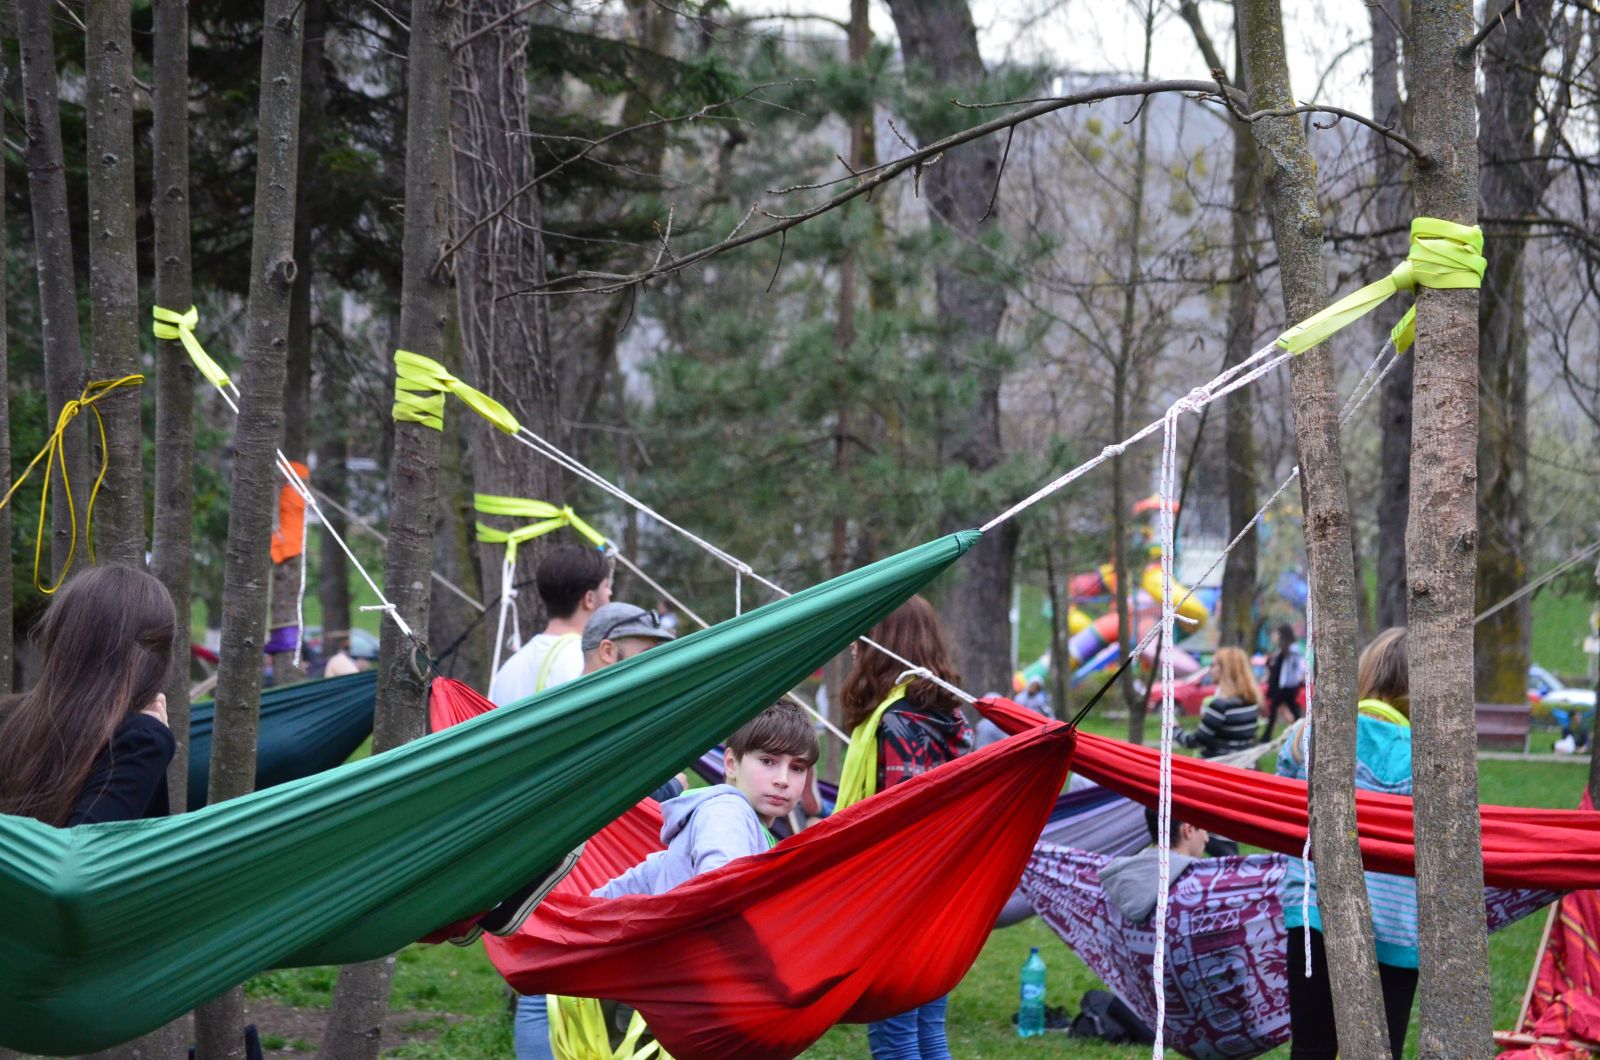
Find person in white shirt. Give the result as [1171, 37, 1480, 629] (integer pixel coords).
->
[489, 545, 613, 707]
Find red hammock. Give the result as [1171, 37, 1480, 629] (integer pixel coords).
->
[428, 678, 1076, 1060]
[980, 696, 1600, 892]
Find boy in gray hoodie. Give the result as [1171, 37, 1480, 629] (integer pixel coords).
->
[594, 702, 819, 898]
[1099, 808, 1212, 923]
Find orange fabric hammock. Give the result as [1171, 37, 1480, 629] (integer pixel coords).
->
[428, 677, 1076, 1060]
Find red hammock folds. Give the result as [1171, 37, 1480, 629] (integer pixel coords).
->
[1498, 793, 1600, 1059]
[980, 696, 1600, 892]
[428, 678, 1075, 1060]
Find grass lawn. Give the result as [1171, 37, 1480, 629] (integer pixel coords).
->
[246, 709, 1591, 1057]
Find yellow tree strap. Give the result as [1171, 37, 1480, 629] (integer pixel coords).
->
[152, 305, 233, 391]
[0, 375, 145, 594]
[474, 494, 607, 558]
[834, 681, 910, 811]
[1274, 217, 1485, 355]
[547, 995, 666, 1060]
[392, 350, 519, 434]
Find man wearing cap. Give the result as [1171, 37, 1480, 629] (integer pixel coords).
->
[512, 601, 682, 1060]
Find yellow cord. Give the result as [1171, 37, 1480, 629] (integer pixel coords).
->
[0, 375, 146, 593]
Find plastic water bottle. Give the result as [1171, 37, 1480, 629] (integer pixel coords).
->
[1017, 946, 1047, 1038]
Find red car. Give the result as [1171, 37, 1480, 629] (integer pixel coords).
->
[1147, 676, 1307, 718]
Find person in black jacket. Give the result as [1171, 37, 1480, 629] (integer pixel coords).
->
[0, 565, 177, 826]
[1178, 647, 1265, 757]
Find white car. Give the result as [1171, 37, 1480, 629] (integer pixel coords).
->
[1530, 665, 1596, 716]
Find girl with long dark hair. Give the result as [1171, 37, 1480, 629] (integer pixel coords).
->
[837, 595, 972, 1060]
[0, 565, 178, 826]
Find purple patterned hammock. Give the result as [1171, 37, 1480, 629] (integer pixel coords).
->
[1020, 845, 1558, 1060]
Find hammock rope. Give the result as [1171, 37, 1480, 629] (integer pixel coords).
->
[153, 306, 414, 655]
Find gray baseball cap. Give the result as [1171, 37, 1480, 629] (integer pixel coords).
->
[581, 602, 676, 652]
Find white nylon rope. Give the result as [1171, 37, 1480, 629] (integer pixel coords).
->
[207, 378, 415, 645]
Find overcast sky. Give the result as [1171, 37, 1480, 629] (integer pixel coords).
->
[757, 0, 1377, 112]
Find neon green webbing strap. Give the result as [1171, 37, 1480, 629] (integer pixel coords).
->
[474, 494, 608, 564]
[392, 350, 520, 434]
[835, 682, 910, 811]
[534, 632, 581, 694]
[1274, 217, 1486, 355]
[152, 305, 234, 391]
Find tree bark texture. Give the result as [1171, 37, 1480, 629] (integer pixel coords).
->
[85, 0, 144, 567]
[1406, 1, 1493, 1053]
[315, 390, 351, 659]
[1371, 0, 1414, 632]
[319, 0, 453, 1052]
[882, 0, 1017, 702]
[1239, 0, 1391, 1053]
[269, 0, 328, 685]
[0, 97, 10, 693]
[1474, 0, 1559, 704]
[15, 0, 89, 581]
[151, 0, 197, 814]
[198, 2, 305, 1053]
[453, 0, 561, 654]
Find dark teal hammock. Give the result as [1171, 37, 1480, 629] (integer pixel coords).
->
[0, 531, 975, 1055]
[186, 671, 378, 810]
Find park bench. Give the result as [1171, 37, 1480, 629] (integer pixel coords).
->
[1476, 702, 1533, 753]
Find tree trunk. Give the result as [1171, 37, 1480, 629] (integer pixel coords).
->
[453, 1, 560, 652]
[882, 0, 1016, 701]
[319, 0, 453, 1051]
[1372, 0, 1414, 631]
[316, 426, 352, 655]
[15, 0, 88, 582]
[1406, 2, 1492, 1053]
[430, 407, 483, 684]
[1043, 534, 1071, 719]
[1239, 0, 1391, 1054]
[151, 0, 196, 814]
[1110, 1, 1159, 740]
[0, 82, 10, 693]
[269, 0, 328, 685]
[196, 2, 305, 1053]
[85, 0, 144, 567]
[1474, 0, 1558, 705]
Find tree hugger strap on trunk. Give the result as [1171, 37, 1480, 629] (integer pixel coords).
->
[835, 682, 910, 811]
[1273, 217, 1485, 355]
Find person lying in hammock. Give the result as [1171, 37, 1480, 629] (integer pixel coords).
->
[0, 566, 178, 827]
[593, 701, 818, 897]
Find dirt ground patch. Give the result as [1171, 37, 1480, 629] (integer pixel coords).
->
[234, 1002, 463, 1056]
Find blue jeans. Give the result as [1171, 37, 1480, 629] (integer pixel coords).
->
[866, 995, 951, 1059]
[513, 994, 555, 1060]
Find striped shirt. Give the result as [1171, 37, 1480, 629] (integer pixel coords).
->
[1279, 711, 1420, 968]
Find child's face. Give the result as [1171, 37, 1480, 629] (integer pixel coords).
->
[724, 748, 810, 825]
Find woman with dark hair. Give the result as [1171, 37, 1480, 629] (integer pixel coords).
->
[0, 565, 178, 826]
[837, 595, 972, 1060]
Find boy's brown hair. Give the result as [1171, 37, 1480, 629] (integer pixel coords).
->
[727, 702, 820, 766]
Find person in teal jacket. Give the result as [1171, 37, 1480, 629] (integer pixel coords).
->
[1278, 627, 1415, 1060]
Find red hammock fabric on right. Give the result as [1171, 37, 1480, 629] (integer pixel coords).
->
[490, 731, 1075, 1058]
[980, 696, 1600, 891]
[1498, 793, 1600, 1059]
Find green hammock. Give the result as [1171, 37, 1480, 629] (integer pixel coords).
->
[0, 531, 975, 1055]
[186, 671, 378, 810]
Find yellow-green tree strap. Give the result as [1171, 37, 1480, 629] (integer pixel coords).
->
[1275, 217, 1485, 355]
[0, 375, 145, 593]
[473, 494, 608, 563]
[392, 350, 519, 434]
[835, 682, 910, 811]
[152, 305, 233, 391]
[1390, 306, 1416, 355]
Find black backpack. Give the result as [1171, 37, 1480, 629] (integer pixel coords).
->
[1070, 989, 1156, 1044]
